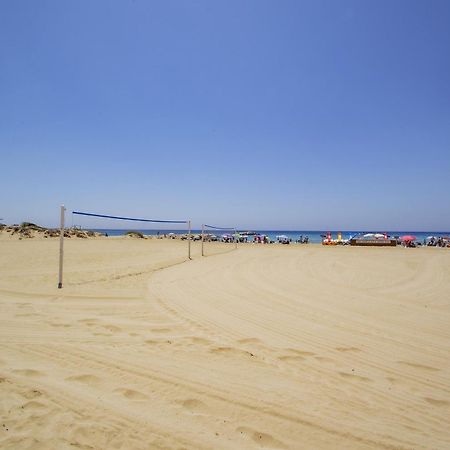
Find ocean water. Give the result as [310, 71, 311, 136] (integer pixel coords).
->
[89, 229, 449, 244]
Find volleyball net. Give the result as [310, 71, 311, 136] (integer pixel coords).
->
[58, 206, 191, 288]
[72, 211, 188, 226]
[201, 223, 238, 256]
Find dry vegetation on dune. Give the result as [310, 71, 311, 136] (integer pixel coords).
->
[0, 237, 449, 449]
[0, 222, 105, 239]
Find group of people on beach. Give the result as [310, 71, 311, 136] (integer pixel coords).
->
[424, 236, 449, 247]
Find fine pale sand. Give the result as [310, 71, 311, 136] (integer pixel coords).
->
[1, 236, 449, 449]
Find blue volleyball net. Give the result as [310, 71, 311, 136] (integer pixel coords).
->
[58, 208, 192, 288]
[201, 223, 238, 256]
[71, 210, 190, 237]
[72, 211, 188, 225]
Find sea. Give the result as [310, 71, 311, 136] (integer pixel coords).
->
[89, 229, 449, 244]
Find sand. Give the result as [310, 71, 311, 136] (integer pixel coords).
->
[0, 235, 449, 449]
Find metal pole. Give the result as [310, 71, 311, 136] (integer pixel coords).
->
[201, 224, 205, 256]
[58, 205, 66, 288]
[188, 220, 192, 260]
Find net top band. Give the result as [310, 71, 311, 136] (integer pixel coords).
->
[204, 224, 236, 230]
[72, 211, 188, 224]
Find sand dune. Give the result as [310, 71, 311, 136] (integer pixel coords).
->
[1, 236, 449, 449]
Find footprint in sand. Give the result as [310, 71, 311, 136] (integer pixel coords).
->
[144, 338, 175, 346]
[21, 389, 43, 399]
[17, 303, 31, 308]
[236, 426, 286, 449]
[151, 328, 171, 333]
[339, 371, 372, 382]
[114, 388, 148, 401]
[78, 318, 98, 327]
[66, 374, 101, 386]
[398, 361, 440, 372]
[189, 337, 213, 346]
[13, 369, 44, 378]
[237, 338, 263, 345]
[278, 349, 315, 362]
[424, 397, 449, 407]
[314, 356, 334, 363]
[71, 425, 92, 441]
[102, 325, 122, 333]
[335, 347, 361, 352]
[210, 347, 256, 358]
[49, 322, 71, 328]
[22, 400, 46, 411]
[180, 398, 209, 415]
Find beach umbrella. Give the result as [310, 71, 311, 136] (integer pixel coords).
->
[401, 235, 416, 241]
[363, 233, 375, 238]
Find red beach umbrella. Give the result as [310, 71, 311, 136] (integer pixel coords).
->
[401, 235, 416, 241]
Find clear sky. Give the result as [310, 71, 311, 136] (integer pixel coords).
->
[1, 0, 449, 230]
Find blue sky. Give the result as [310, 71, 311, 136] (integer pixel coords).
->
[1, 0, 449, 230]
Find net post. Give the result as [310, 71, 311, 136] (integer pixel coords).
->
[188, 220, 192, 260]
[201, 224, 205, 256]
[235, 228, 237, 250]
[58, 205, 66, 289]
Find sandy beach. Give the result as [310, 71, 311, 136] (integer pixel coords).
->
[0, 235, 449, 449]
